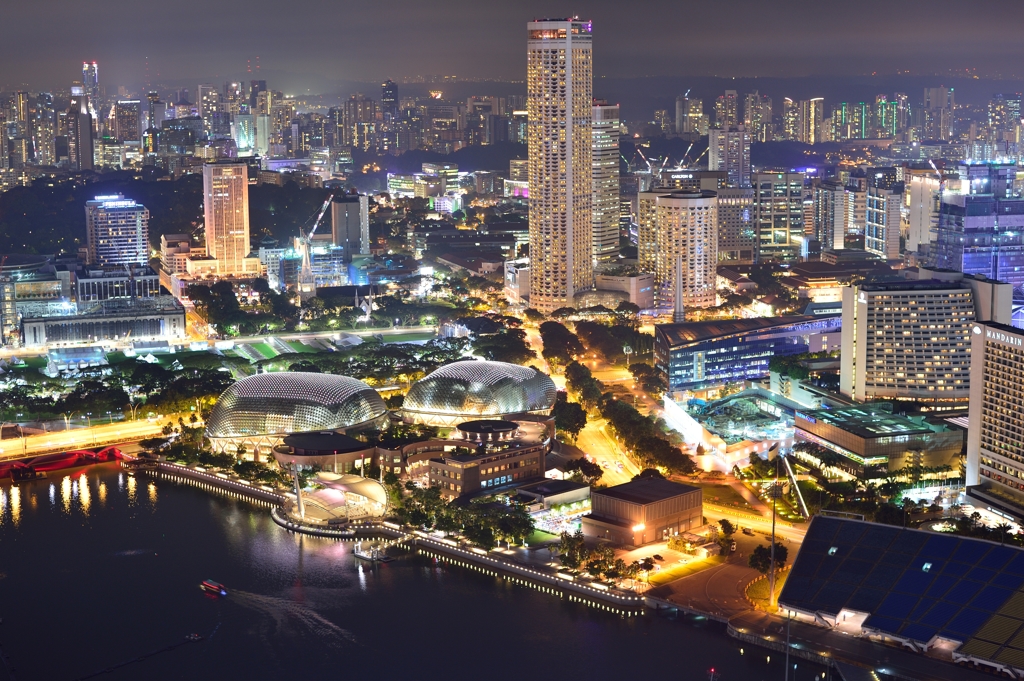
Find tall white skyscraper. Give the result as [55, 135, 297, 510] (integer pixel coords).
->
[592, 100, 620, 263]
[85, 194, 149, 265]
[527, 18, 593, 313]
[82, 61, 99, 118]
[203, 162, 256, 276]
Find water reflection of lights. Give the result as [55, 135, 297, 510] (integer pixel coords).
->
[49, 483, 55, 506]
[10, 486, 20, 526]
[61, 476, 72, 513]
[127, 475, 137, 503]
[148, 482, 157, 504]
[80, 474, 91, 514]
[98, 482, 107, 504]
[357, 563, 367, 590]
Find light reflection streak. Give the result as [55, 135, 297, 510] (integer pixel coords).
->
[127, 475, 137, 504]
[10, 486, 20, 526]
[61, 476, 71, 513]
[79, 474, 91, 514]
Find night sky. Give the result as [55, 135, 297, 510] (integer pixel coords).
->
[4, 0, 1024, 93]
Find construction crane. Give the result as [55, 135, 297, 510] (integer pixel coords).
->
[297, 193, 334, 303]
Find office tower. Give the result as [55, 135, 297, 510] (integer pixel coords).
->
[797, 98, 824, 144]
[905, 168, 944, 254]
[716, 187, 755, 264]
[931, 163, 1024, 286]
[254, 114, 270, 156]
[198, 84, 218, 136]
[203, 162, 252, 276]
[592, 100, 620, 263]
[922, 87, 954, 141]
[32, 93, 56, 166]
[13, 91, 30, 136]
[82, 62, 99, 116]
[967, 322, 1024, 515]
[381, 80, 398, 117]
[643, 191, 718, 319]
[527, 18, 593, 313]
[841, 270, 1010, 403]
[675, 95, 686, 134]
[67, 86, 94, 171]
[813, 179, 847, 252]
[232, 114, 255, 154]
[743, 91, 772, 142]
[865, 182, 903, 260]
[85, 194, 150, 265]
[223, 82, 244, 114]
[145, 92, 165, 132]
[509, 158, 528, 182]
[753, 171, 804, 261]
[714, 90, 738, 128]
[249, 80, 267, 111]
[114, 100, 141, 143]
[0, 113, 8, 170]
[330, 194, 369, 260]
[707, 125, 751, 188]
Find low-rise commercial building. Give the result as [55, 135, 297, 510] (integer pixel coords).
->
[656, 315, 842, 393]
[582, 477, 703, 546]
[20, 296, 186, 347]
[795, 404, 964, 476]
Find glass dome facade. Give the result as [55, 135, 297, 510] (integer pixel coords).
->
[206, 372, 387, 453]
[403, 360, 557, 426]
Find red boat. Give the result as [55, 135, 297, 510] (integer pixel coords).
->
[200, 580, 227, 597]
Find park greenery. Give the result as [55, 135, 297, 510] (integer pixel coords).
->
[749, 542, 789, 575]
[556, 529, 649, 584]
[393, 484, 534, 550]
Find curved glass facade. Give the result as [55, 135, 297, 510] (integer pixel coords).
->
[403, 360, 556, 426]
[206, 372, 387, 452]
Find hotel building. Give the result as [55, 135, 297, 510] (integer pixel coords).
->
[85, 194, 149, 266]
[527, 18, 593, 312]
[968, 322, 1024, 519]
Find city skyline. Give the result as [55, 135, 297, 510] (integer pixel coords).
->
[5, 0, 1024, 94]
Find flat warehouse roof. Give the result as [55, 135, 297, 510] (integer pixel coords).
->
[594, 478, 699, 505]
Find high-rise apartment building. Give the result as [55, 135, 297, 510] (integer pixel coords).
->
[342, 94, 378, 151]
[527, 18, 593, 313]
[798, 98, 824, 144]
[32, 93, 56, 166]
[198, 84, 218, 136]
[905, 168, 944, 255]
[782, 98, 799, 140]
[922, 87, 954, 141]
[716, 187, 755, 264]
[708, 125, 751, 188]
[592, 101, 620, 263]
[865, 183, 904, 260]
[812, 179, 847, 252]
[675, 95, 687, 135]
[114, 100, 141, 143]
[85, 194, 150, 265]
[753, 171, 805, 261]
[714, 90, 738, 128]
[249, 80, 267, 112]
[203, 162, 254, 276]
[840, 269, 1011, 403]
[967, 322, 1024, 518]
[381, 80, 398, 117]
[682, 98, 706, 135]
[932, 162, 1024, 287]
[743, 91, 772, 142]
[639, 191, 718, 319]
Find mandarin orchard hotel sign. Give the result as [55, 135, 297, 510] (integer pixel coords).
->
[984, 327, 1024, 346]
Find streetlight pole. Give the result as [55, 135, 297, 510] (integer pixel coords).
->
[768, 445, 781, 609]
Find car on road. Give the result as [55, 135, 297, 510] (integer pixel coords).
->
[742, 527, 754, 536]
[730, 541, 737, 553]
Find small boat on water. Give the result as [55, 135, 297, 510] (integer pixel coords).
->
[200, 580, 227, 596]
[354, 543, 394, 563]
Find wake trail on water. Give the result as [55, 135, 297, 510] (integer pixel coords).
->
[229, 591, 357, 647]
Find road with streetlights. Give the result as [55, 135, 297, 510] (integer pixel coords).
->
[0, 419, 170, 461]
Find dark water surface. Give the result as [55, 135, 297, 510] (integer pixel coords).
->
[0, 465, 822, 680]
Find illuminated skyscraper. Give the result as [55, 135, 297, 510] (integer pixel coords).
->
[527, 18, 593, 312]
[797, 98, 824, 144]
[922, 87, 954, 141]
[592, 100, 620, 263]
[708, 125, 751, 188]
[639, 190, 718, 320]
[381, 79, 398, 117]
[32, 93, 56, 166]
[85, 194, 149, 265]
[714, 90, 738, 128]
[743, 91, 772, 142]
[67, 85, 94, 171]
[114, 100, 141, 144]
[753, 171, 805, 261]
[82, 62, 99, 117]
[198, 84, 218, 136]
[203, 162, 255, 276]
